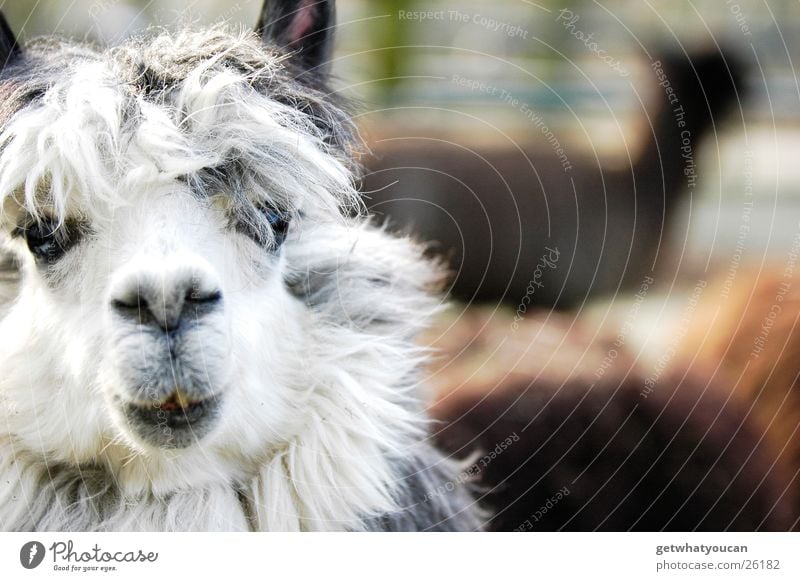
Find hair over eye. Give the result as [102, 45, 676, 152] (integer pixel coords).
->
[259, 204, 290, 246]
[14, 217, 81, 263]
[234, 202, 292, 250]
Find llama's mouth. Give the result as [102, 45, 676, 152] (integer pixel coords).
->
[123, 391, 222, 449]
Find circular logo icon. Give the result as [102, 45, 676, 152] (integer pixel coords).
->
[20, 541, 46, 569]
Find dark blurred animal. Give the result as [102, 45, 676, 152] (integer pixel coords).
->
[363, 50, 745, 307]
[425, 308, 795, 531]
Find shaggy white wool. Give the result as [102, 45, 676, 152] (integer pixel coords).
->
[0, 27, 471, 531]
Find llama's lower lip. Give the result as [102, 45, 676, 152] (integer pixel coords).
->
[123, 394, 222, 448]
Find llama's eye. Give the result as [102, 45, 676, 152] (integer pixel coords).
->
[233, 203, 291, 249]
[258, 205, 291, 247]
[14, 218, 79, 263]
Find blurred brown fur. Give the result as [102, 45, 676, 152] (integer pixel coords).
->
[427, 306, 797, 530]
[679, 269, 800, 524]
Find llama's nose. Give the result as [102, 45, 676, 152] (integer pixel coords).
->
[110, 273, 223, 331]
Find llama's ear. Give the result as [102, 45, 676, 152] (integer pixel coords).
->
[256, 0, 336, 77]
[0, 12, 21, 69]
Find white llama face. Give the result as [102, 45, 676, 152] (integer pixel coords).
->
[5, 123, 312, 455]
[101, 187, 300, 451]
[0, 29, 360, 460]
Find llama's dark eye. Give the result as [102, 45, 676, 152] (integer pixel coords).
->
[261, 206, 290, 247]
[233, 203, 292, 249]
[14, 218, 80, 263]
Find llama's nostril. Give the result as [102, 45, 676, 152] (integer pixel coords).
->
[111, 296, 148, 313]
[110, 295, 154, 327]
[110, 275, 222, 331]
[185, 288, 223, 305]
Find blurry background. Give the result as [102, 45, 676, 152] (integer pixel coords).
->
[3, 1, 797, 268]
[3, 0, 800, 531]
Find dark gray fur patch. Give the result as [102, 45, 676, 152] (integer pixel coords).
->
[363, 444, 484, 531]
[12, 461, 118, 531]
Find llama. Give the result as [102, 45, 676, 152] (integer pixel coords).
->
[428, 308, 795, 531]
[0, 1, 481, 531]
[676, 269, 800, 528]
[363, 50, 745, 307]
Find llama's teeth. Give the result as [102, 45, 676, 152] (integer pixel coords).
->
[174, 391, 191, 409]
